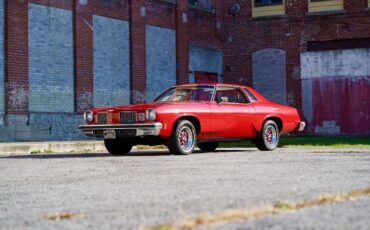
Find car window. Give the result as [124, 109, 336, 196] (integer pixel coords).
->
[154, 86, 215, 102]
[216, 87, 249, 104]
[243, 88, 258, 101]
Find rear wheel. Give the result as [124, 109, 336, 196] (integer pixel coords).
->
[167, 120, 196, 155]
[104, 139, 133, 156]
[197, 142, 219, 152]
[255, 120, 280, 151]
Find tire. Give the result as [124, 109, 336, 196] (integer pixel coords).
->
[167, 120, 196, 155]
[104, 139, 133, 156]
[255, 120, 280, 151]
[197, 142, 219, 152]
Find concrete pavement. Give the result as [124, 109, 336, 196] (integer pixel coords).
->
[0, 148, 370, 230]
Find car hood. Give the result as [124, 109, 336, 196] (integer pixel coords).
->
[91, 102, 164, 113]
[90, 101, 206, 113]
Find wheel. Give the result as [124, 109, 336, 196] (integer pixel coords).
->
[167, 120, 196, 155]
[197, 142, 219, 152]
[255, 120, 280, 151]
[104, 139, 133, 156]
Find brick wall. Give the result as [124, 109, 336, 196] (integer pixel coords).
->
[93, 15, 130, 107]
[1, 0, 369, 141]
[222, 0, 370, 112]
[189, 46, 223, 83]
[0, 0, 4, 124]
[145, 25, 176, 101]
[252, 48, 286, 105]
[28, 3, 74, 113]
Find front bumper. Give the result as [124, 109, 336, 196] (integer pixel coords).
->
[79, 122, 162, 139]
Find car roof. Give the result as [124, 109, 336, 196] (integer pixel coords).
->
[176, 83, 249, 88]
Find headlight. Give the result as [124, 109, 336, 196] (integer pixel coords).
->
[83, 110, 94, 123]
[146, 108, 156, 121]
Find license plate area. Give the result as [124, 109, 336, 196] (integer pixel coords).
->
[117, 129, 137, 137]
[104, 130, 116, 139]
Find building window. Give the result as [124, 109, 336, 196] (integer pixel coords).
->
[188, 0, 212, 10]
[308, 0, 343, 13]
[252, 0, 285, 17]
[254, 0, 283, 7]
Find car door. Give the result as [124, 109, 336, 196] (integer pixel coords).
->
[210, 86, 256, 138]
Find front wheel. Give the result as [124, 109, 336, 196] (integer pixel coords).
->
[104, 139, 133, 156]
[197, 142, 219, 152]
[167, 120, 196, 155]
[255, 120, 280, 151]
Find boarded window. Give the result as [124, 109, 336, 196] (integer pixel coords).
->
[252, 49, 286, 105]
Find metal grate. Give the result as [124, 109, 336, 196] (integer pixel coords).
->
[120, 111, 137, 124]
[97, 113, 107, 124]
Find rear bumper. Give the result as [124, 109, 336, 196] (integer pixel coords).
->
[297, 121, 306, 132]
[79, 122, 163, 139]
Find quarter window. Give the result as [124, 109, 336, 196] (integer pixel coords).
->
[243, 88, 258, 101]
[215, 87, 249, 104]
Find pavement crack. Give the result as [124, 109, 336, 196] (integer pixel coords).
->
[44, 212, 83, 221]
[139, 187, 370, 230]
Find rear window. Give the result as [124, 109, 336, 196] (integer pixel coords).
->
[243, 88, 258, 101]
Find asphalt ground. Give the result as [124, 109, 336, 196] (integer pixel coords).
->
[0, 147, 369, 230]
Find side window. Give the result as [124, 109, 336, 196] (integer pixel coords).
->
[216, 87, 249, 104]
[243, 88, 258, 101]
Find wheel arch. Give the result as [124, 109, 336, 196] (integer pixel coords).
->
[264, 116, 283, 133]
[173, 115, 201, 134]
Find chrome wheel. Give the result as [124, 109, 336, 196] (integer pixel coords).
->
[264, 125, 278, 149]
[167, 120, 197, 155]
[178, 126, 195, 153]
[255, 120, 280, 151]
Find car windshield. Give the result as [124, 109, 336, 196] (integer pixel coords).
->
[154, 86, 215, 102]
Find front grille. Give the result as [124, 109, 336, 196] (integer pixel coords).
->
[97, 113, 107, 124]
[120, 111, 137, 124]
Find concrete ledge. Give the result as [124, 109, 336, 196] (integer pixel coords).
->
[0, 141, 107, 156]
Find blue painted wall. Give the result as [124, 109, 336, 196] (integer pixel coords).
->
[28, 4, 74, 113]
[146, 25, 176, 101]
[252, 48, 287, 105]
[93, 15, 130, 107]
[0, 0, 4, 125]
[189, 46, 223, 83]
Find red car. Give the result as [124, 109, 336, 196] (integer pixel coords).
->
[79, 83, 305, 155]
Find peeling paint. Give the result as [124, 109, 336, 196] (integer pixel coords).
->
[132, 90, 146, 104]
[8, 86, 28, 111]
[312, 76, 370, 134]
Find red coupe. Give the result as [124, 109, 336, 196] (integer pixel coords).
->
[79, 83, 305, 155]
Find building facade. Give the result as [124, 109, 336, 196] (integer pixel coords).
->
[222, 0, 370, 135]
[0, 0, 369, 142]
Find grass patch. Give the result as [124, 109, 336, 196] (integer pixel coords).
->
[30, 148, 53, 154]
[220, 135, 370, 148]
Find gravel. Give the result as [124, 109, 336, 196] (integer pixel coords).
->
[0, 148, 369, 230]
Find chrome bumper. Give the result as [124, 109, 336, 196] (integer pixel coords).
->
[79, 122, 162, 139]
[298, 121, 306, 132]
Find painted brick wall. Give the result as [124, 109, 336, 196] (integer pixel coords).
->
[189, 46, 223, 83]
[301, 48, 370, 134]
[28, 3, 74, 113]
[93, 15, 130, 107]
[145, 25, 176, 101]
[0, 0, 4, 123]
[252, 49, 287, 105]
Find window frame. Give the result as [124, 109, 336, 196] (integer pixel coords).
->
[254, 0, 283, 7]
[215, 86, 250, 104]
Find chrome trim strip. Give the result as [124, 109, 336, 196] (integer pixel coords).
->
[79, 122, 163, 138]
